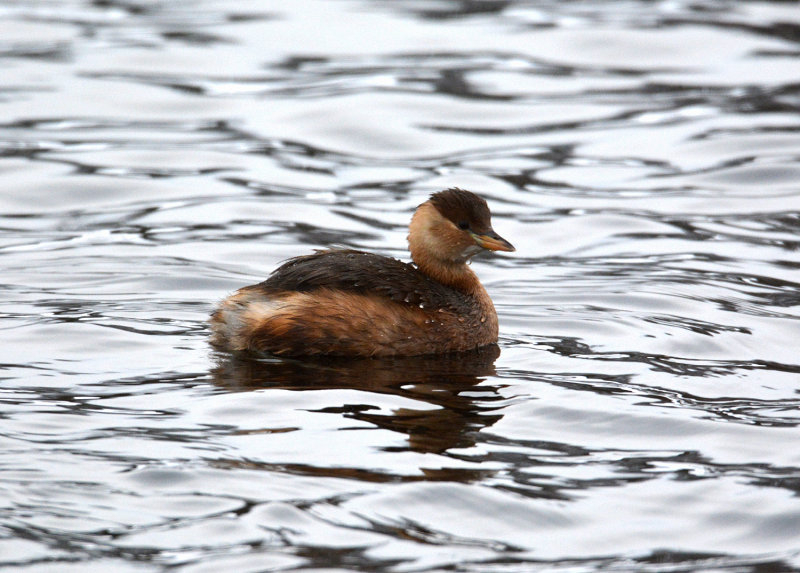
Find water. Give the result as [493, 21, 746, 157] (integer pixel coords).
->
[2, 0, 800, 571]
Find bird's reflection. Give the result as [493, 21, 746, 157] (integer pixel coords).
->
[211, 345, 503, 454]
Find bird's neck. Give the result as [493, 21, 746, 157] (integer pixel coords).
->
[426, 259, 483, 293]
[412, 248, 498, 341]
[407, 244, 482, 295]
[408, 202, 486, 295]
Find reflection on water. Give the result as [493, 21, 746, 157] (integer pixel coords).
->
[2, 0, 800, 571]
[213, 346, 502, 456]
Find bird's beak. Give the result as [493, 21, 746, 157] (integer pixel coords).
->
[471, 230, 515, 252]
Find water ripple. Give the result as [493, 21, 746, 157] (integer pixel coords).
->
[2, 0, 800, 571]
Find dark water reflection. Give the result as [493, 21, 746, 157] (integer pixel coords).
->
[212, 346, 503, 457]
[2, 0, 800, 571]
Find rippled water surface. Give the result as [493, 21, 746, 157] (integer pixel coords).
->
[2, 1, 800, 571]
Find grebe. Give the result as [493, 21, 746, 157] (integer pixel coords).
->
[210, 188, 514, 357]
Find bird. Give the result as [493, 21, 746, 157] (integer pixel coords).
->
[209, 187, 514, 357]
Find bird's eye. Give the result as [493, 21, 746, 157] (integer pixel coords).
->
[458, 221, 469, 230]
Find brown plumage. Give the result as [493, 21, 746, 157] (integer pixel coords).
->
[209, 188, 514, 357]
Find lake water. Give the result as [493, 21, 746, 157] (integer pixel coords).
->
[2, 1, 800, 571]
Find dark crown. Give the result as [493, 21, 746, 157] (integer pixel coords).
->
[428, 188, 492, 232]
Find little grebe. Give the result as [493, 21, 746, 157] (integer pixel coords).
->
[210, 188, 514, 357]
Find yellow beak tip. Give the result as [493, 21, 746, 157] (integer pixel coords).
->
[473, 232, 515, 253]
